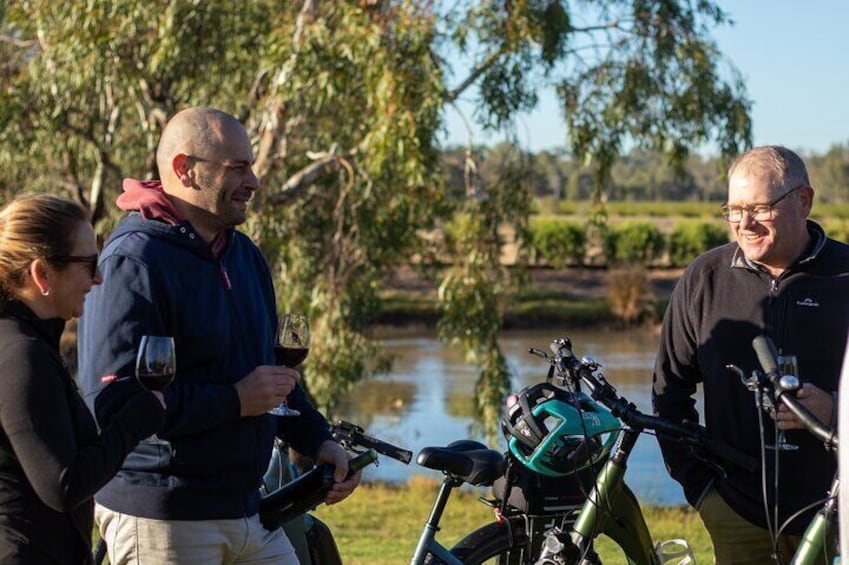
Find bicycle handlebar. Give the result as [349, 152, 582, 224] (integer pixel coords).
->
[546, 338, 758, 474]
[751, 335, 838, 450]
[332, 420, 413, 464]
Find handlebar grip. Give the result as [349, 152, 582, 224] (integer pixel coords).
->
[259, 449, 377, 529]
[367, 439, 413, 465]
[752, 335, 780, 377]
[332, 421, 413, 464]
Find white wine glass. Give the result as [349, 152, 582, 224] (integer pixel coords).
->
[766, 353, 800, 452]
[135, 335, 175, 445]
[269, 314, 309, 417]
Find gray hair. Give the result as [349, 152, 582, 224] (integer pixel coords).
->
[727, 145, 810, 192]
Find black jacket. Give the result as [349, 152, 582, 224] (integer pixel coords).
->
[0, 302, 164, 564]
[652, 222, 849, 534]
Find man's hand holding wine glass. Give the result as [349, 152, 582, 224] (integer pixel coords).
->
[234, 365, 300, 417]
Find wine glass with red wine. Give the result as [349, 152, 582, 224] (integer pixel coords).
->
[269, 314, 309, 417]
[135, 335, 175, 444]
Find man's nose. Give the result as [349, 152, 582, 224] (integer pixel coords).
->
[245, 169, 259, 192]
[738, 209, 757, 229]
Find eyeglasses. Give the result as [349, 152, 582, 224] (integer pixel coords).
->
[720, 186, 804, 223]
[48, 254, 99, 278]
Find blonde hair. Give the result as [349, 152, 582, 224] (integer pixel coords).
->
[728, 145, 810, 192]
[0, 194, 89, 303]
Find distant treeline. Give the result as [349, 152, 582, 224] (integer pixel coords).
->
[441, 143, 849, 204]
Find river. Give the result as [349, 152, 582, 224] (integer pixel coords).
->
[333, 328, 703, 506]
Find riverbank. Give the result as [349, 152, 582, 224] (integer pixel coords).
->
[313, 479, 711, 564]
[377, 265, 683, 330]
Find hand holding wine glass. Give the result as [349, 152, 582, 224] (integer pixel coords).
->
[767, 353, 800, 451]
[135, 335, 175, 443]
[269, 314, 309, 417]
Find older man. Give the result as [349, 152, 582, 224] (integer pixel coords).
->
[78, 107, 359, 564]
[652, 145, 849, 563]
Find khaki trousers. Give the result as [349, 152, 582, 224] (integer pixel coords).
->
[697, 486, 800, 564]
[95, 503, 299, 565]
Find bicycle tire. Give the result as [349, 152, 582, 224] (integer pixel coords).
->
[423, 517, 530, 565]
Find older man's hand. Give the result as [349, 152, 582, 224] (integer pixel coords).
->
[774, 383, 834, 431]
[315, 440, 362, 505]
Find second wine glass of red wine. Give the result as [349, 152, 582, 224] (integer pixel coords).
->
[135, 335, 175, 444]
[269, 314, 309, 417]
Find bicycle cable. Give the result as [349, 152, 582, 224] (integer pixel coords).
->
[775, 495, 831, 538]
[754, 385, 783, 563]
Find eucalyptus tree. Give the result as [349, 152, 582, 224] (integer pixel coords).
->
[0, 1, 751, 437]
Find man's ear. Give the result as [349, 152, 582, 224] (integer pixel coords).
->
[800, 185, 815, 215]
[173, 154, 194, 187]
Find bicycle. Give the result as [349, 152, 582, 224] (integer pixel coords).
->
[725, 335, 840, 565]
[525, 337, 761, 564]
[93, 420, 412, 565]
[409, 336, 756, 565]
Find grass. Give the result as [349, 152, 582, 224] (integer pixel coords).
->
[314, 478, 713, 564]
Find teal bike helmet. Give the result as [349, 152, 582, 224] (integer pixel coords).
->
[502, 382, 620, 477]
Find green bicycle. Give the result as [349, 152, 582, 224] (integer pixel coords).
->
[528, 337, 758, 564]
[411, 336, 756, 564]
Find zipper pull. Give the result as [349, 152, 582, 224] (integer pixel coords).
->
[219, 264, 232, 290]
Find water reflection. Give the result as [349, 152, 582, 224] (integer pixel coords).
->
[333, 328, 701, 506]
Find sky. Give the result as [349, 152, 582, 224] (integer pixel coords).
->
[440, 1, 849, 156]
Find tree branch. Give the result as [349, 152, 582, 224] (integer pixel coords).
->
[252, 0, 317, 181]
[446, 19, 626, 103]
[267, 151, 354, 206]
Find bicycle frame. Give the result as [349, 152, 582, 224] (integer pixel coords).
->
[409, 478, 465, 565]
[569, 428, 660, 565]
[790, 474, 838, 564]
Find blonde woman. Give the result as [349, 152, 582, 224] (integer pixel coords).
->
[0, 194, 166, 564]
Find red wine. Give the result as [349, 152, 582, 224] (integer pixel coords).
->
[276, 346, 309, 368]
[137, 372, 174, 391]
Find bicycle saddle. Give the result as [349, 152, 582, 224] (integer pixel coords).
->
[416, 440, 505, 486]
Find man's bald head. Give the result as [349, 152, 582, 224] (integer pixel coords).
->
[156, 107, 247, 182]
[153, 107, 258, 242]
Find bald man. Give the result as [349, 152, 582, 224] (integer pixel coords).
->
[78, 107, 359, 565]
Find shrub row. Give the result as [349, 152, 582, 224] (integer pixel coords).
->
[530, 217, 731, 267]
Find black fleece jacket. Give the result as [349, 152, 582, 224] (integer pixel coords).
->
[0, 302, 165, 564]
[652, 222, 849, 534]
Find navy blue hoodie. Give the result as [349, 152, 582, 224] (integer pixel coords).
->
[77, 191, 331, 520]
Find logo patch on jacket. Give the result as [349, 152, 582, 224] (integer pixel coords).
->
[796, 297, 819, 307]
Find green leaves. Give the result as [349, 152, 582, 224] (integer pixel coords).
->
[0, 0, 752, 436]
